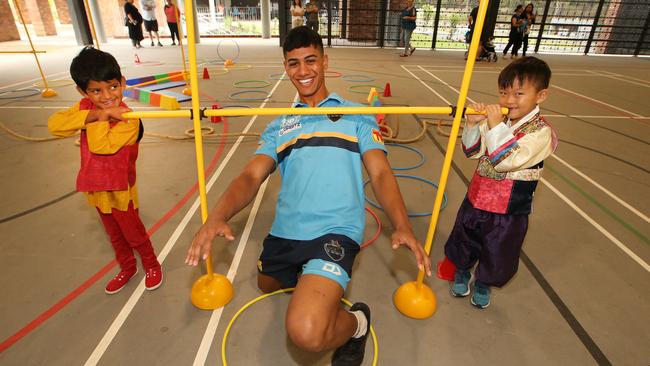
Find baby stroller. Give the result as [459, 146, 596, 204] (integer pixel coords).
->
[477, 38, 498, 62]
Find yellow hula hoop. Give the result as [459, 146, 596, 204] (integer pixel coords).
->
[223, 64, 253, 71]
[221, 288, 379, 366]
[204, 67, 230, 76]
[32, 78, 75, 88]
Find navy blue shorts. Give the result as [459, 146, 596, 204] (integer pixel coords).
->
[258, 234, 360, 290]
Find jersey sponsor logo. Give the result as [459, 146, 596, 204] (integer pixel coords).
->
[322, 262, 343, 276]
[279, 115, 302, 136]
[371, 128, 384, 144]
[324, 239, 345, 262]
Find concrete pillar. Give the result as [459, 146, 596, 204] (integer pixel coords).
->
[53, 0, 72, 24]
[0, 1, 21, 41]
[87, 0, 106, 43]
[24, 0, 57, 36]
[17, 0, 31, 24]
[261, 0, 270, 38]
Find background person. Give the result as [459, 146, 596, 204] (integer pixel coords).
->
[140, 0, 163, 47]
[164, 0, 180, 45]
[290, 0, 305, 29]
[124, 0, 144, 49]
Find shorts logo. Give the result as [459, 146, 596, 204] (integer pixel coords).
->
[371, 128, 384, 144]
[322, 262, 343, 276]
[324, 239, 345, 262]
[279, 115, 302, 136]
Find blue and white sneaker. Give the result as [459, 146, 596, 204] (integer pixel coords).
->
[471, 281, 491, 309]
[451, 269, 471, 297]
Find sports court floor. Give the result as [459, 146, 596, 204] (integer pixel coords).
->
[0, 37, 648, 365]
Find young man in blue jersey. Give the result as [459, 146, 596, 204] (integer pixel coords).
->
[186, 26, 431, 366]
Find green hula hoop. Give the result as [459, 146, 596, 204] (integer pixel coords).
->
[233, 80, 271, 89]
[228, 90, 271, 101]
[348, 84, 384, 94]
[221, 288, 378, 366]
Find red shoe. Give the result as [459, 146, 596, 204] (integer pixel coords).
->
[105, 268, 138, 294]
[145, 266, 163, 291]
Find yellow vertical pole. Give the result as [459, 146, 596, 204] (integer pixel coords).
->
[183, 0, 213, 277]
[82, 0, 100, 50]
[175, 0, 191, 95]
[12, 0, 57, 97]
[416, 0, 489, 286]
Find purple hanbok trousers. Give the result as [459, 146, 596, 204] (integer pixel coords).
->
[444, 197, 528, 287]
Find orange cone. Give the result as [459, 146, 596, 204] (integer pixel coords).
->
[383, 82, 392, 97]
[134, 53, 141, 64]
[210, 103, 222, 123]
[202, 67, 210, 79]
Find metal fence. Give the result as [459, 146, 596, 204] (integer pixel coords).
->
[191, 0, 649, 55]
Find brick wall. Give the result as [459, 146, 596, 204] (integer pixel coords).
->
[0, 1, 20, 41]
[24, 0, 57, 36]
[53, 0, 71, 24]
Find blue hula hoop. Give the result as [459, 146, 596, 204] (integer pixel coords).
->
[385, 143, 425, 171]
[228, 90, 271, 101]
[363, 174, 447, 217]
[268, 73, 289, 80]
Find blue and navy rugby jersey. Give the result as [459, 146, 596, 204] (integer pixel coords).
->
[255, 93, 387, 244]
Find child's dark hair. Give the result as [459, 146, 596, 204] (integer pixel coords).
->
[70, 46, 122, 91]
[283, 26, 323, 56]
[498, 56, 551, 91]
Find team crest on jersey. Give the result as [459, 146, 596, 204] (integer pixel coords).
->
[279, 115, 302, 136]
[324, 240, 345, 262]
[371, 128, 384, 144]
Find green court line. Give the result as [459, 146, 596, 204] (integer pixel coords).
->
[546, 164, 650, 246]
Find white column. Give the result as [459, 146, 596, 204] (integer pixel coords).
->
[261, 0, 270, 39]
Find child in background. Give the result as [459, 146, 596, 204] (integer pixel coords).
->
[48, 47, 163, 294]
[444, 56, 556, 309]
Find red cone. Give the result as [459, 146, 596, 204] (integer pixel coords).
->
[383, 82, 391, 97]
[210, 103, 222, 123]
[437, 256, 456, 281]
[202, 67, 210, 79]
[134, 53, 141, 64]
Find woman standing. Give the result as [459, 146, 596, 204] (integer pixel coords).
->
[521, 3, 536, 56]
[502, 5, 524, 59]
[399, 0, 417, 57]
[164, 0, 180, 45]
[124, 0, 144, 49]
[290, 0, 305, 29]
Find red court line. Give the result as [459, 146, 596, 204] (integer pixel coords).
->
[0, 120, 230, 354]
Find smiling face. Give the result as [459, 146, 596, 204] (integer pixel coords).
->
[498, 78, 547, 123]
[77, 77, 125, 110]
[284, 45, 329, 106]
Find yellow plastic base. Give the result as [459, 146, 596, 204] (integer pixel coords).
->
[393, 281, 437, 319]
[191, 273, 234, 310]
[41, 88, 57, 97]
[182, 87, 192, 96]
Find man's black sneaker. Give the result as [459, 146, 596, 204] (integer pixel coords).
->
[332, 302, 371, 366]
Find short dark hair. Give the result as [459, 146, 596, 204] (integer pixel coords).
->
[498, 56, 551, 91]
[70, 46, 122, 91]
[282, 26, 323, 56]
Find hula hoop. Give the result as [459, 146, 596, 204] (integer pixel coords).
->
[234, 80, 271, 89]
[385, 143, 425, 171]
[348, 84, 384, 94]
[205, 67, 230, 76]
[134, 61, 164, 67]
[221, 288, 378, 366]
[228, 90, 271, 101]
[362, 207, 382, 249]
[183, 126, 215, 138]
[342, 74, 375, 83]
[32, 78, 74, 88]
[268, 73, 289, 80]
[0, 88, 41, 100]
[363, 174, 447, 217]
[325, 70, 343, 78]
[217, 39, 241, 62]
[224, 64, 252, 71]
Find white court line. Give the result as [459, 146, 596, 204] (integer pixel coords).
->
[400, 65, 451, 104]
[406, 65, 650, 273]
[550, 84, 643, 118]
[83, 77, 286, 366]
[549, 154, 650, 224]
[0, 70, 69, 91]
[587, 70, 650, 88]
[541, 178, 650, 273]
[192, 92, 298, 366]
[596, 70, 650, 85]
